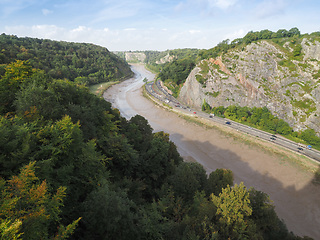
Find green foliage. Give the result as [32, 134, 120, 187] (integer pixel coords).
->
[212, 183, 257, 239]
[292, 99, 316, 114]
[82, 183, 140, 240]
[196, 74, 206, 85]
[205, 169, 234, 196]
[211, 105, 293, 135]
[0, 53, 310, 239]
[210, 104, 320, 149]
[293, 44, 302, 57]
[0, 34, 133, 85]
[205, 91, 220, 97]
[278, 59, 297, 71]
[248, 188, 289, 240]
[0, 60, 35, 114]
[202, 99, 212, 113]
[168, 162, 207, 203]
[199, 27, 301, 60]
[144, 49, 200, 65]
[0, 162, 80, 239]
[313, 69, 320, 79]
[300, 129, 320, 147]
[158, 58, 195, 96]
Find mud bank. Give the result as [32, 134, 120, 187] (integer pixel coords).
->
[103, 64, 320, 239]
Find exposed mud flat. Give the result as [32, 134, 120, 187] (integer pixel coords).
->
[103, 64, 320, 239]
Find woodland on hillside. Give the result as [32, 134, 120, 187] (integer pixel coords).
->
[0, 36, 314, 239]
[0, 34, 133, 86]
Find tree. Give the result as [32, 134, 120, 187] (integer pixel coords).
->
[212, 182, 257, 239]
[205, 168, 234, 196]
[136, 131, 182, 199]
[126, 115, 153, 153]
[168, 162, 207, 203]
[288, 27, 300, 37]
[182, 191, 218, 240]
[276, 29, 288, 38]
[249, 188, 289, 239]
[259, 29, 273, 39]
[202, 99, 212, 113]
[0, 162, 80, 239]
[82, 183, 140, 240]
[243, 31, 258, 44]
[292, 44, 302, 57]
[0, 60, 35, 114]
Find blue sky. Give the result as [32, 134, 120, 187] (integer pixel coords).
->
[1, 0, 319, 51]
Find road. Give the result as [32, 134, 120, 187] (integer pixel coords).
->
[104, 64, 320, 239]
[146, 79, 320, 163]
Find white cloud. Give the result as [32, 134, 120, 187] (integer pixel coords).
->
[189, 30, 201, 34]
[42, 8, 52, 16]
[124, 28, 137, 31]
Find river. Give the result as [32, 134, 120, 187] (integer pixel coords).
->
[103, 64, 320, 239]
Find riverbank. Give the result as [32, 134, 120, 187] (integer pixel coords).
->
[103, 64, 320, 239]
[143, 84, 319, 175]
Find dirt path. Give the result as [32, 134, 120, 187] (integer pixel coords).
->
[103, 64, 320, 239]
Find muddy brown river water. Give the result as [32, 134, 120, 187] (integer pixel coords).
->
[103, 64, 320, 239]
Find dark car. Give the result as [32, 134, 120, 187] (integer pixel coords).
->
[297, 147, 303, 151]
[270, 137, 276, 141]
[225, 121, 231, 125]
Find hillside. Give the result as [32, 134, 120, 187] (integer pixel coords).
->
[115, 49, 199, 68]
[177, 31, 320, 134]
[0, 34, 133, 85]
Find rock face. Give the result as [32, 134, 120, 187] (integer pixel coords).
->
[125, 52, 146, 62]
[179, 39, 320, 133]
[156, 53, 176, 64]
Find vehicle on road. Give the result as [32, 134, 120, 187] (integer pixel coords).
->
[297, 147, 303, 151]
[193, 112, 197, 114]
[270, 137, 276, 141]
[225, 121, 231, 125]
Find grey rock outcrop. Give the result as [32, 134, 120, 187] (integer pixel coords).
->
[179, 39, 320, 133]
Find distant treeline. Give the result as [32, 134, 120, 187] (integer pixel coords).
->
[156, 28, 320, 93]
[0, 34, 133, 85]
[199, 28, 320, 60]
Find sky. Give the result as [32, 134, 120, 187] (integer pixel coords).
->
[0, 0, 319, 51]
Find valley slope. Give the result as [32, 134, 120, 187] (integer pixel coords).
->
[179, 36, 320, 133]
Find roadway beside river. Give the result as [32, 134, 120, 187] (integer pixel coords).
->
[146, 78, 320, 163]
[103, 64, 320, 239]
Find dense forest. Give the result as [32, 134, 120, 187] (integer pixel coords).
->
[0, 36, 314, 239]
[0, 34, 133, 85]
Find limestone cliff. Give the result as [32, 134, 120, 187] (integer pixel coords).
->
[125, 52, 146, 63]
[179, 39, 320, 133]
